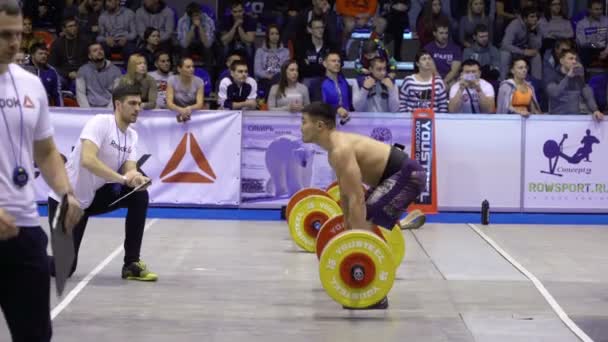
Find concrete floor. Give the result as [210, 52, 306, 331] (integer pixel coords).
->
[1, 218, 606, 342]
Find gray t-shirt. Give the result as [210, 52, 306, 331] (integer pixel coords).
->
[168, 75, 204, 107]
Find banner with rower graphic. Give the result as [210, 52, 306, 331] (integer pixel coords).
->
[523, 118, 608, 212]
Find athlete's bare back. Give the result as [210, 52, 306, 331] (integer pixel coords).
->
[326, 131, 390, 187]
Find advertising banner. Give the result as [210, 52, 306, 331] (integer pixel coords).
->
[35, 109, 242, 206]
[240, 112, 414, 208]
[523, 117, 608, 212]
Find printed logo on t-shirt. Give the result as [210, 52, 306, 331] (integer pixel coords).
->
[23, 95, 35, 108]
[110, 140, 133, 154]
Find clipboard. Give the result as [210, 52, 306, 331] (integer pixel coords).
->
[50, 194, 75, 296]
[109, 179, 152, 207]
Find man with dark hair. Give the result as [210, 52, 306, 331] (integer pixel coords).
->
[500, 6, 542, 80]
[217, 60, 258, 109]
[220, 0, 257, 60]
[148, 50, 174, 109]
[0, 1, 82, 341]
[97, 0, 138, 60]
[48, 15, 90, 91]
[462, 24, 500, 81]
[353, 57, 399, 112]
[24, 42, 63, 106]
[424, 18, 462, 88]
[546, 49, 604, 120]
[300, 101, 426, 309]
[575, 0, 608, 66]
[313, 51, 351, 120]
[448, 59, 495, 113]
[47, 83, 157, 282]
[76, 42, 122, 107]
[294, 15, 335, 83]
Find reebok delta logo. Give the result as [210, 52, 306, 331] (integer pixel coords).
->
[160, 132, 216, 183]
[23, 95, 35, 108]
[0, 96, 35, 109]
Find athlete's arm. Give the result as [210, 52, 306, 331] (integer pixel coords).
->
[80, 139, 128, 184]
[330, 148, 367, 230]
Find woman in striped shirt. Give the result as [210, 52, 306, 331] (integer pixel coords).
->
[398, 50, 449, 113]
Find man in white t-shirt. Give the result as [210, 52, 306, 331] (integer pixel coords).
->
[48, 84, 157, 282]
[0, 2, 82, 341]
[148, 51, 174, 109]
[448, 59, 496, 114]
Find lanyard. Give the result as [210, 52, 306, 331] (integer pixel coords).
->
[0, 68, 24, 172]
[115, 120, 127, 172]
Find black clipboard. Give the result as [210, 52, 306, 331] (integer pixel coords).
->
[50, 194, 75, 296]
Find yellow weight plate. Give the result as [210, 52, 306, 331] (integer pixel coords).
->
[285, 188, 331, 222]
[326, 182, 341, 203]
[319, 231, 395, 308]
[288, 195, 342, 252]
[380, 226, 406, 268]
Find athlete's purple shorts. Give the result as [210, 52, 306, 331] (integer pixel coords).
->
[365, 148, 426, 230]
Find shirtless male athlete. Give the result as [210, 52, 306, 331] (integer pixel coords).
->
[301, 102, 426, 233]
[301, 102, 426, 309]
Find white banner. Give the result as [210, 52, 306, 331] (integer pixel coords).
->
[35, 109, 242, 206]
[523, 116, 608, 212]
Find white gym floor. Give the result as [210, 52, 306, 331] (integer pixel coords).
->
[1, 218, 607, 341]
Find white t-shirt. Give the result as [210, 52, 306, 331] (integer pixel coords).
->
[49, 114, 138, 209]
[148, 70, 174, 109]
[0, 64, 54, 227]
[449, 79, 495, 113]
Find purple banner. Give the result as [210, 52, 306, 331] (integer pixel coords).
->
[240, 112, 413, 208]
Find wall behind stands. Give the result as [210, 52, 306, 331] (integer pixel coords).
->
[38, 109, 608, 213]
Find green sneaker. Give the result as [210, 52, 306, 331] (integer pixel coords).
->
[121, 261, 158, 281]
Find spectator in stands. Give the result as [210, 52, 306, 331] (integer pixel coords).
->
[459, 0, 493, 48]
[135, 0, 175, 51]
[167, 57, 205, 122]
[539, 0, 573, 50]
[76, 42, 122, 107]
[496, 57, 542, 115]
[336, 0, 387, 50]
[217, 51, 244, 89]
[424, 19, 462, 88]
[67, 0, 104, 41]
[254, 24, 290, 99]
[218, 60, 258, 110]
[398, 49, 449, 113]
[383, 0, 410, 60]
[177, 2, 215, 65]
[287, 0, 339, 48]
[97, 0, 137, 61]
[353, 57, 399, 112]
[313, 51, 352, 119]
[295, 16, 334, 85]
[220, 0, 256, 61]
[448, 59, 495, 113]
[411, 0, 452, 39]
[114, 54, 157, 110]
[500, 6, 542, 80]
[26, 0, 58, 30]
[575, 0, 608, 67]
[416, 0, 451, 48]
[20, 16, 45, 57]
[268, 60, 311, 112]
[138, 27, 161, 72]
[545, 50, 604, 120]
[355, 39, 397, 78]
[12, 50, 27, 65]
[49, 16, 90, 92]
[23, 43, 62, 106]
[542, 38, 573, 86]
[148, 51, 174, 109]
[463, 24, 500, 82]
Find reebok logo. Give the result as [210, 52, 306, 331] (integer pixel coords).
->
[160, 132, 216, 183]
[23, 95, 35, 108]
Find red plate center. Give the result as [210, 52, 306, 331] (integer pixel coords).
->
[303, 212, 328, 238]
[339, 252, 376, 289]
